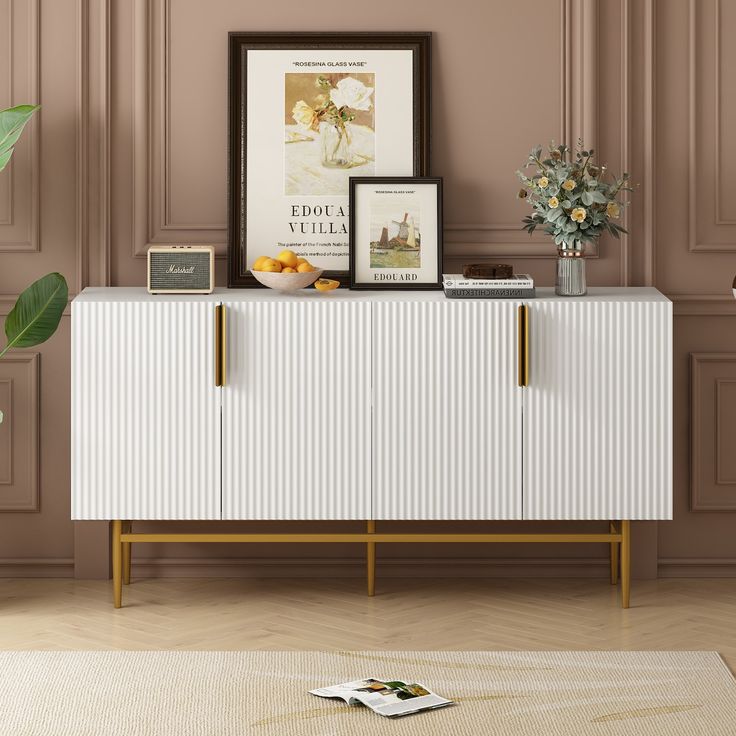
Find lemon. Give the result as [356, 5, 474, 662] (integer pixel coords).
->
[252, 255, 269, 271]
[260, 258, 282, 272]
[276, 249, 298, 269]
[297, 262, 315, 273]
[314, 278, 339, 291]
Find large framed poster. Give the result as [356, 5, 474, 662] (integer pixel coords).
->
[227, 32, 431, 287]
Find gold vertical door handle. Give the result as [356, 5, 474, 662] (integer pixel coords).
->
[518, 304, 529, 387]
[215, 304, 226, 387]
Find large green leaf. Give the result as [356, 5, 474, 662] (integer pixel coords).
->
[0, 273, 68, 359]
[0, 104, 39, 173]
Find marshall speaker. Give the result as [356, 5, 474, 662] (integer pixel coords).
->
[147, 245, 215, 294]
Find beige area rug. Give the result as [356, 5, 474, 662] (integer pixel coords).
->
[1, 650, 734, 735]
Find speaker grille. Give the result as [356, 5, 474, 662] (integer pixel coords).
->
[149, 251, 211, 291]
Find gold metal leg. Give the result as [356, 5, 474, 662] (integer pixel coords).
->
[609, 521, 619, 585]
[112, 520, 123, 609]
[122, 521, 132, 585]
[366, 521, 376, 597]
[620, 520, 631, 609]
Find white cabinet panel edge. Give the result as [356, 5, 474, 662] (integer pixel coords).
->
[221, 300, 371, 520]
[72, 300, 221, 519]
[522, 299, 672, 520]
[372, 300, 523, 520]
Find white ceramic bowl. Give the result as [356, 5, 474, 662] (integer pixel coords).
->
[251, 268, 324, 292]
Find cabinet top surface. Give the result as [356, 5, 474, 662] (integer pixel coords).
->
[74, 287, 670, 304]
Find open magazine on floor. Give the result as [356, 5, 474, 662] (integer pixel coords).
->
[310, 678, 454, 718]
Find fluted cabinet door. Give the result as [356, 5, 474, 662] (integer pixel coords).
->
[221, 301, 371, 520]
[72, 300, 221, 519]
[372, 300, 522, 520]
[523, 299, 673, 520]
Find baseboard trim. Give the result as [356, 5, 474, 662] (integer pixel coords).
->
[658, 558, 736, 577]
[129, 555, 613, 579]
[7, 555, 735, 580]
[0, 557, 75, 577]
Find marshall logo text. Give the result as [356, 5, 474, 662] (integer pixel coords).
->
[167, 264, 196, 274]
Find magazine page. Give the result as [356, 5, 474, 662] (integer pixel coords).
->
[310, 678, 453, 718]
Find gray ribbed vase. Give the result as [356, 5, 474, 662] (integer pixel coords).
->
[555, 247, 587, 296]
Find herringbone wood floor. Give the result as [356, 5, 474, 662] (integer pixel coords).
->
[2, 578, 735, 667]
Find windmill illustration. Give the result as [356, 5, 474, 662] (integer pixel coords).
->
[392, 213, 411, 241]
[391, 212, 420, 251]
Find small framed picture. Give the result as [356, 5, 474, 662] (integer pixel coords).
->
[349, 177, 443, 290]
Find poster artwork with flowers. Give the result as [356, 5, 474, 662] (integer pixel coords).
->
[227, 33, 431, 287]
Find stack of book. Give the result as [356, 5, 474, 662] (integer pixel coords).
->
[443, 273, 535, 298]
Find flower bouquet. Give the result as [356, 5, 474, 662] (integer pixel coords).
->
[292, 75, 374, 169]
[517, 141, 631, 295]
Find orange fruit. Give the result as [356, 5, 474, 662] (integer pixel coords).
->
[252, 255, 269, 271]
[314, 278, 339, 291]
[260, 258, 282, 272]
[282, 266, 296, 273]
[297, 262, 315, 273]
[296, 257, 307, 265]
[276, 249, 298, 269]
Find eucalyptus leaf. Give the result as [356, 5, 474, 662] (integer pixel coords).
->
[581, 191, 593, 206]
[589, 190, 608, 204]
[0, 273, 68, 360]
[0, 105, 40, 172]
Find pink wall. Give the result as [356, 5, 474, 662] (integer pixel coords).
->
[1, 0, 734, 580]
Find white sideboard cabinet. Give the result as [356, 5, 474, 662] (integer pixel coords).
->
[71, 287, 672, 608]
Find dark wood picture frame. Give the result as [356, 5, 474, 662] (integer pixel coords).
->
[349, 176, 443, 290]
[227, 32, 432, 287]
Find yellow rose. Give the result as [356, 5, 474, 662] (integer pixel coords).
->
[562, 179, 576, 191]
[292, 100, 319, 131]
[548, 196, 559, 209]
[571, 207, 587, 223]
[538, 176, 549, 188]
[606, 201, 620, 218]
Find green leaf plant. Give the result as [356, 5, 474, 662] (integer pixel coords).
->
[0, 105, 40, 172]
[0, 273, 68, 423]
[0, 272, 68, 361]
[516, 139, 632, 251]
[0, 105, 66, 424]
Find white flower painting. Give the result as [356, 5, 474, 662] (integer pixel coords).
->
[284, 73, 375, 196]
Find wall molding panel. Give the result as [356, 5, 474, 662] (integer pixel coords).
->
[132, 0, 226, 258]
[670, 294, 736, 316]
[0, 352, 39, 512]
[0, 0, 40, 252]
[444, 0, 603, 262]
[688, 0, 736, 252]
[714, 0, 736, 226]
[690, 353, 736, 511]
